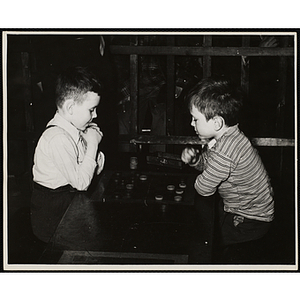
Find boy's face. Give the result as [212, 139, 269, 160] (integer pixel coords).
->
[71, 91, 100, 131]
[190, 104, 215, 140]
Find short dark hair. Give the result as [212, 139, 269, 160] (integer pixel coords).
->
[55, 66, 102, 108]
[186, 77, 243, 126]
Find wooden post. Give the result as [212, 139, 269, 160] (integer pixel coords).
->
[276, 37, 289, 179]
[129, 36, 138, 151]
[21, 52, 34, 132]
[276, 37, 289, 134]
[241, 36, 250, 95]
[165, 37, 176, 153]
[203, 35, 212, 78]
[129, 36, 138, 135]
[21, 51, 35, 171]
[166, 36, 175, 138]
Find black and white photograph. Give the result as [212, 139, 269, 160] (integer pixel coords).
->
[2, 30, 297, 272]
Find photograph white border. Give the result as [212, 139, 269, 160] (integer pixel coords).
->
[2, 29, 298, 272]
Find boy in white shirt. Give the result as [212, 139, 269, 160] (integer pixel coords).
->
[31, 66, 105, 243]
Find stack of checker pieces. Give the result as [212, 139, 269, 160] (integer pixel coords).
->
[102, 171, 196, 205]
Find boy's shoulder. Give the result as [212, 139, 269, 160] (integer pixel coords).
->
[43, 125, 67, 135]
[40, 125, 74, 144]
[214, 126, 252, 157]
[222, 125, 250, 145]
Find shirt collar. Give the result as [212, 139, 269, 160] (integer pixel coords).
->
[207, 138, 217, 149]
[47, 112, 81, 144]
[209, 124, 239, 149]
[223, 124, 239, 137]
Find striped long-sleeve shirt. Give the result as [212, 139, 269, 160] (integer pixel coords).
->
[193, 125, 274, 222]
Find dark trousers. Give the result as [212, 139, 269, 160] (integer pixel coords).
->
[213, 199, 273, 263]
[30, 183, 76, 243]
[219, 210, 272, 246]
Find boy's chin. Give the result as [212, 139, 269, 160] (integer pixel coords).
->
[82, 122, 92, 130]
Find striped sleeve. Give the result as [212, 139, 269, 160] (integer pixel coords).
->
[192, 126, 274, 222]
[194, 150, 232, 196]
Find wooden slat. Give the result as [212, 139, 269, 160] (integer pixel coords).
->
[110, 46, 294, 57]
[130, 135, 295, 147]
[9, 132, 295, 147]
[131, 135, 206, 145]
[251, 138, 294, 147]
[58, 250, 189, 264]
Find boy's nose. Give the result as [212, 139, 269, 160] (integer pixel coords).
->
[92, 110, 97, 118]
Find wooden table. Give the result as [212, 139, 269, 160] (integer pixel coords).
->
[39, 161, 216, 266]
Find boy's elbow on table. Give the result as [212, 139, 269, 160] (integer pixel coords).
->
[71, 173, 94, 191]
[194, 182, 216, 197]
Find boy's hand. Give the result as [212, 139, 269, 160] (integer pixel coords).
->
[82, 124, 103, 146]
[96, 151, 105, 175]
[181, 147, 200, 165]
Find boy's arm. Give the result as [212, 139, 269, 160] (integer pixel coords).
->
[49, 134, 98, 191]
[185, 139, 216, 172]
[194, 150, 232, 196]
[189, 147, 208, 173]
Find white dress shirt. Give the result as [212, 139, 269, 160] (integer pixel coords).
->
[33, 112, 104, 190]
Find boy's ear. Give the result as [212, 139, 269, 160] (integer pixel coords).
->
[64, 99, 75, 115]
[213, 116, 224, 131]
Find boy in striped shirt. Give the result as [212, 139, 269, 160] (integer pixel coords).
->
[181, 77, 274, 255]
